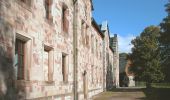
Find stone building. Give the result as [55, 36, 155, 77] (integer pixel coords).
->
[0, 0, 118, 100]
[110, 34, 119, 87]
[100, 21, 114, 90]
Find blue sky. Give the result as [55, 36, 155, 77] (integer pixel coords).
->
[92, 0, 168, 53]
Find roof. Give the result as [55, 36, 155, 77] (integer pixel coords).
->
[101, 21, 111, 38]
[92, 18, 104, 38]
[90, 0, 94, 11]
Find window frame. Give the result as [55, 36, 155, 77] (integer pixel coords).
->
[15, 39, 25, 80]
[62, 53, 68, 83]
[91, 65, 94, 84]
[44, 0, 53, 23]
[85, 25, 89, 46]
[15, 33, 32, 81]
[43, 44, 54, 83]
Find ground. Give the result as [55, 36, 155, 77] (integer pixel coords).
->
[92, 88, 145, 100]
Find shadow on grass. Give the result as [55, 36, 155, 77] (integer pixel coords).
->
[142, 87, 170, 100]
[112, 87, 170, 100]
[111, 88, 144, 92]
[93, 87, 170, 100]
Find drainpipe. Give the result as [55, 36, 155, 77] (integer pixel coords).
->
[73, 0, 78, 100]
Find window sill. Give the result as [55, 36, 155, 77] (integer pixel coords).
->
[45, 81, 55, 85]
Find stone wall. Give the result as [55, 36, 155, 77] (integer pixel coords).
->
[1, 0, 74, 99]
[0, 0, 117, 100]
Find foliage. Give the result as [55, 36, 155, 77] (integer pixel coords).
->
[130, 26, 164, 84]
[119, 53, 128, 73]
[159, 1, 170, 82]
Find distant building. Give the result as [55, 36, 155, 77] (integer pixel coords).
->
[101, 21, 115, 90]
[119, 53, 135, 87]
[125, 59, 135, 87]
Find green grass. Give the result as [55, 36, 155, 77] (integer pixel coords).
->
[135, 82, 170, 88]
[135, 81, 146, 87]
[151, 83, 170, 88]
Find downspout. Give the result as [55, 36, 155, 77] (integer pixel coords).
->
[73, 0, 78, 100]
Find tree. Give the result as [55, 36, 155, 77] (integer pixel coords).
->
[130, 26, 164, 87]
[159, 1, 170, 82]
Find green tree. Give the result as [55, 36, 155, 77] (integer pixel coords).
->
[159, 1, 170, 82]
[130, 26, 164, 87]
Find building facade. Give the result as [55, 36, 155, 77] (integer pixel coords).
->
[0, 0, 118, 99]
[110, 34, 119, 87]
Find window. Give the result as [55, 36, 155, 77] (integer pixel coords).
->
[84, 4, 87, 19]
[15, 39, 25, 80]
[62, 53, 68, 82]
[81, 23, 89, 46]
[44, 0, 53, 21]
[15, 33, 32, 80]
[99, 68, 102, 83]
[62, 5, 69, 33]
[44, 45, 54, 82]
[45, 0, 50, 19]
[81, 21, 85, 44]
[85, 26, 89, 46]
[91, 35, 94, 53]
[81, 21, 85, 36]
[96, 39, 98, 56]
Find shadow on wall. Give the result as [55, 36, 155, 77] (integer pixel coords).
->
[0, 16, 25, 99]
[106, 62, 114, 90]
